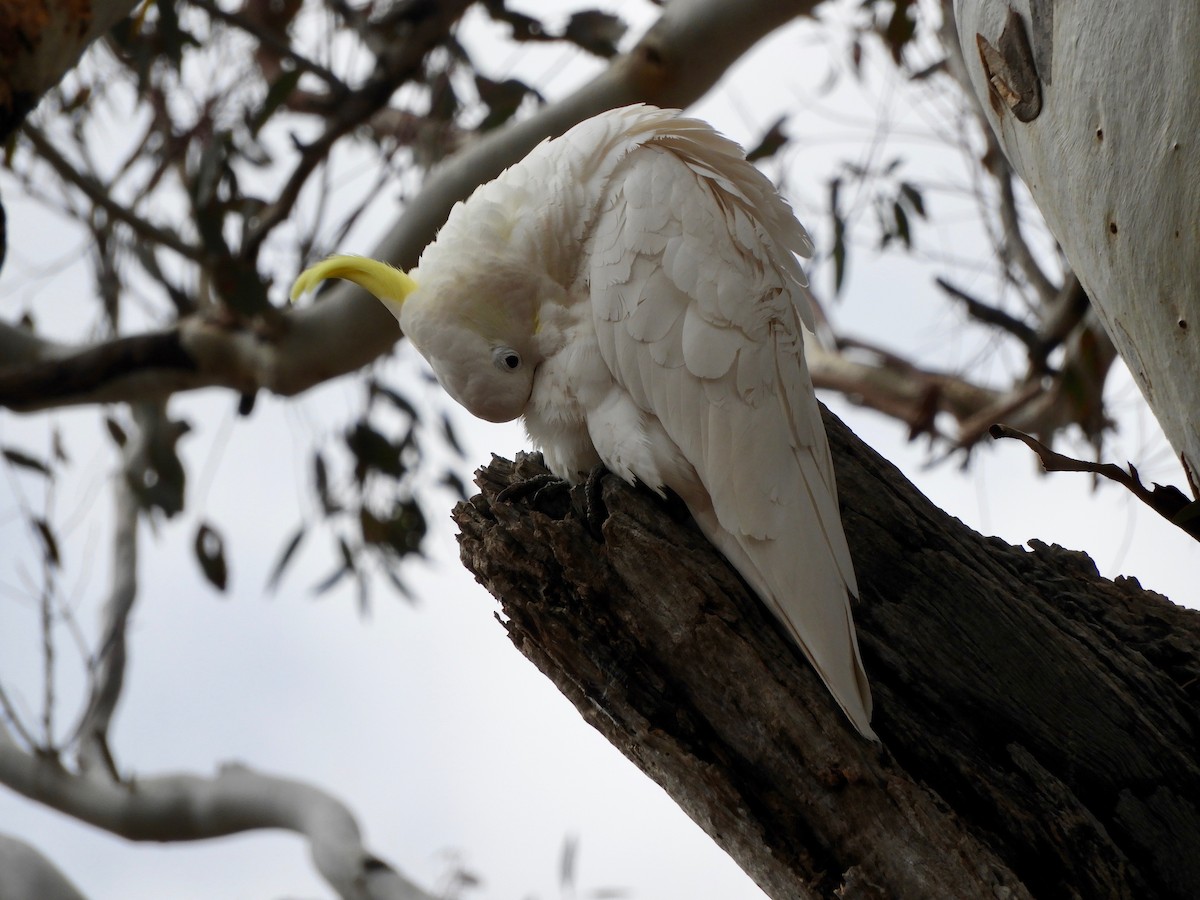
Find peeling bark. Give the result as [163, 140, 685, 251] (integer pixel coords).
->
[0, 0, 140, 140]
[453, 410, 1200, 899]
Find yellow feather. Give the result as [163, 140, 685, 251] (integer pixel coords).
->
[291, 255, 418, 306]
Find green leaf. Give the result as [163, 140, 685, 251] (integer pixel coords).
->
[266, 526, 306, 594]
[346, 422, 406, 483]
[899, 181, 926, 217]
[381, 563, 415, 602]
[441, 413, 464, 456]
[33, 518, 60, 568]
[893, 200, 911, 248]
[828, 178, 848, 295]
[314, 452, 339, 515]
[360, 499, 426, 558]
[51, 428, 68, 463]
[248, 69, 302, 138]
[194, 522, 228, 592]
[475, 76, 540, 131]
[156, 0, 199, 72]
[563, 10, 627, 58]
[3, 446, 51, 477]
[368, 380, 418, 419]
[312, 563, 352, 597]
[560, 833, 578, 891]
[427, 69, 460, 123]
[745, 116, 788, 162]
[882, 0, 917, 64]
[312, 536, 356, 596]
[442, 469, 468, 500]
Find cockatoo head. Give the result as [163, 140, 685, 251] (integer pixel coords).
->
[290, 255, 541, 423]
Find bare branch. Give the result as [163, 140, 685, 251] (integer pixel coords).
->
[186, 0, 348, 93]
[1035, 272, 1088, 348]
[21, 126, 202, 264]
[990, 424, 1200, 541]
[39, 543, 55, 749]
[0, 682, 38, 751]
[936, 276, 1039, 352]
[806, 335, 1002, 442]
[952, 379, 1043, 449]
[455, 438, 1200, 898]
[0, 737, 437, 900]
[71, 403, 147, 770]
[0, 834, 88, 900]
[991, 138, 1058, 305]
[0, 328, 198, 411]
[242, 0, 477, 257]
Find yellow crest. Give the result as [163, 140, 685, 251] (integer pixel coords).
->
[291, 255, 418, 308]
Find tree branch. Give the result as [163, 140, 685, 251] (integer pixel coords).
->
[806, 334, 1003, 441]
[71, 402, 148, 769]
[241, 0, 477, 257]
[992, 146, 1059, 307]
[453, 410, 1200, 899]
[1, 0, 140, 141]
[0, 732, 437, 900]
[1, 0, 820, 412]
[21, 126, 202, 264]
[936, 276, 1040, 351]
[990, 424, 1200, 541]
[0, 834, 88, 900]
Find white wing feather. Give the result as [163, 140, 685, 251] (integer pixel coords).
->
[580, 110, 874, 738]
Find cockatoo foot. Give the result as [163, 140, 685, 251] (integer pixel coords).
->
[496, 472, 570, 509]
[495, 465, 611, 539]
[582, 463, 610, 537]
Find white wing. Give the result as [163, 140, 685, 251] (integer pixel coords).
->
[582, 113, 874, 738]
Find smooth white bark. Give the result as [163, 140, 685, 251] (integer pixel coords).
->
[0, 731, 435, 900]
[0, 835, 88, 900]
[953, 0, 1200, 488]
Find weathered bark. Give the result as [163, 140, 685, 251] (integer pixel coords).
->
[453, 411, 1200, 899]
[1, 0, 139, 141]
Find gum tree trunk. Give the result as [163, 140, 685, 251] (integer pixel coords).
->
[453, 410, 1200, 899]
[952, 0, 1200, 490]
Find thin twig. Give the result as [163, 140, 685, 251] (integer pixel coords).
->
[955, 380, 1043, 448]
[0, 684, 38, 751]
[242, 0, 475, 258]
[990, 424, 1200, 541]
[936, 277, 1040, 352]
[1035, 272, 1089, 348]
[22, 126, 203, 265]
[186, 0, 348, 92]
[71, 404, 146, 771]
[40, 560, 54, 750]
[992, 143, 1058, 306]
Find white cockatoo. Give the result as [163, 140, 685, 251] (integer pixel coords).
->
[293, 105, 875, 739]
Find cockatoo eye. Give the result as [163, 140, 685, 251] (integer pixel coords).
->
[492, 347, 522, 371]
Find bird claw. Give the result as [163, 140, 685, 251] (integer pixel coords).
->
[582, 463, 610, 537]
[495, 465, 610, 540]
[496, 472, 568, 507]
